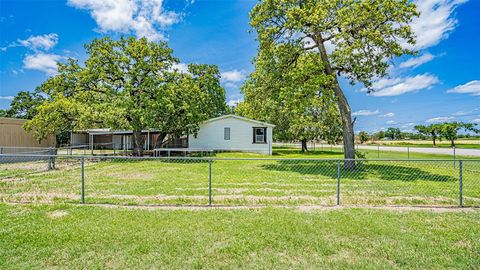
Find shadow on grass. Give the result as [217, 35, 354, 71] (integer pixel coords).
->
[273, 148, 343, 157]
[261, 160, 457, 182]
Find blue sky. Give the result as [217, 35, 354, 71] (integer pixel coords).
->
[0, 0, 479, 133]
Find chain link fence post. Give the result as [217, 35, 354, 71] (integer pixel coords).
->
[47, 147, 56, 170]
[81, 157, 85, 204]
[453, 147, 456, 168]
[377, 144, 380, 159]
[459, 160, 463, 207]
[337, 160, 341, 205]
[208, 159, 212, 206]
[407, 146, 410, 160]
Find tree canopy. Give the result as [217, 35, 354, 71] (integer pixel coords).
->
[237, 43, 342, 151]
[1, 90, 45, 119]
[357, 131, 369, 144]
[25, 36, 226, 155]
[415, 124, 442, 146]
[438, 122, 479, 147]
[249, 0, 418, 165]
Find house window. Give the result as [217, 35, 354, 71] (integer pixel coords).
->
[224, 127, 230, 140]
[253, 127, 266, 143]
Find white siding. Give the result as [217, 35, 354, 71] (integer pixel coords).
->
[71, 133, 87, 146]
[188, 117, 273, 155]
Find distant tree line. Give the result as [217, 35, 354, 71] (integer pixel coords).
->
[356, 123, 479, 147]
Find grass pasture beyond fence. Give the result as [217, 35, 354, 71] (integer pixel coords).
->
[1, 154, 479, 207]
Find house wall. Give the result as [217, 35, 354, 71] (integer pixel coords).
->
[188, 117, 273, 154]
[71, 133, 88, 146]
[0, 117, 56, 148]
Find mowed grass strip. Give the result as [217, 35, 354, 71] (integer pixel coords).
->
[1, 203, 479, 269]
[1, 151, 479, 206]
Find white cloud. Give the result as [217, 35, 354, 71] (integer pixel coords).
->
[426, 116, 455, 123]
[407, 0, 467, 50]
[381, 113, 395, 117]
[447, 80, 480, 96]
[171, 63, 189, 73]
[221, 70, 246, 82]
[386, 120, 397, 125]
[399, 53, 435, 68]
[352, 110, 380, 116]
[23, 53, 62, 76]
[17, 33, 58, 51]
[68, 0, 181, 41]
[402, 123, 416, 128]
[0, 96, 15, 100]
[472, 119, 480, 124]
[452, 110, 467, 116]
[369, 74, 439, 97]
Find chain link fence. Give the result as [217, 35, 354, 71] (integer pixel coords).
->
[273, 142, 480, 160]
[1, 154, 479, 207]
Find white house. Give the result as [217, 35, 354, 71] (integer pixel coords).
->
[70, 115, 275, 155]
[188, 115, 275, 155]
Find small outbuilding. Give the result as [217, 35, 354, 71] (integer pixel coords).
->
[0, 117, 56, 148]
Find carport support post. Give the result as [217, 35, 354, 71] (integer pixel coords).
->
[337, 160, 341, 205]
[459, 160, 463, 207]
[81, 157, 85, 204]
[208, 159, 212, 206]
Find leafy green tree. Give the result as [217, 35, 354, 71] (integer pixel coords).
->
[4, 90, 45, 119]
[357, 131, 370, 144]
[25, 37, 226, 155]
[0, 109, 7, 117]
[438, 122, 479, 147]
[371, 131, 386, 141]
[415, 124, 442, 146]
[237, 47, 342, 152]
[249, 0, 418, 166]
[385, 128, 401, 140]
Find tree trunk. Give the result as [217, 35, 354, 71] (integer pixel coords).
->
[334, 83, 356, 169]
[432, 136, 436, 146]
[451, 140, 455, 147]
[301, 139, 308, 152]
[132, 130, 144, 156]
[315, 36, 355, 170]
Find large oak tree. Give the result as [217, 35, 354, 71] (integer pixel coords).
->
[25, 37, 226, 155]
[249, 0, 418, 167]
[237, 44, 342, 151]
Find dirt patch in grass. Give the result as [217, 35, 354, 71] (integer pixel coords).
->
[0, 191, 78, 203]
[0, 177, 29, 183]
[296, 205, 479, 213]
[48, 210, 69, 219]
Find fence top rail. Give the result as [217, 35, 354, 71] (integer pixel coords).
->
[1, 153, 480, 162]
[0, 146, 53, 149]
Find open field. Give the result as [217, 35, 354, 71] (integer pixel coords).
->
[1, 203, 479, 269]
[1, 149, 479, 207]
[369, 139, 480, 149]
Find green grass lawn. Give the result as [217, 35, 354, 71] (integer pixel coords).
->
[1, 149, 479, 207]
[378, 143, 480, 149]
[270, 147, 478, 159]
[1, 203, 479, 269]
